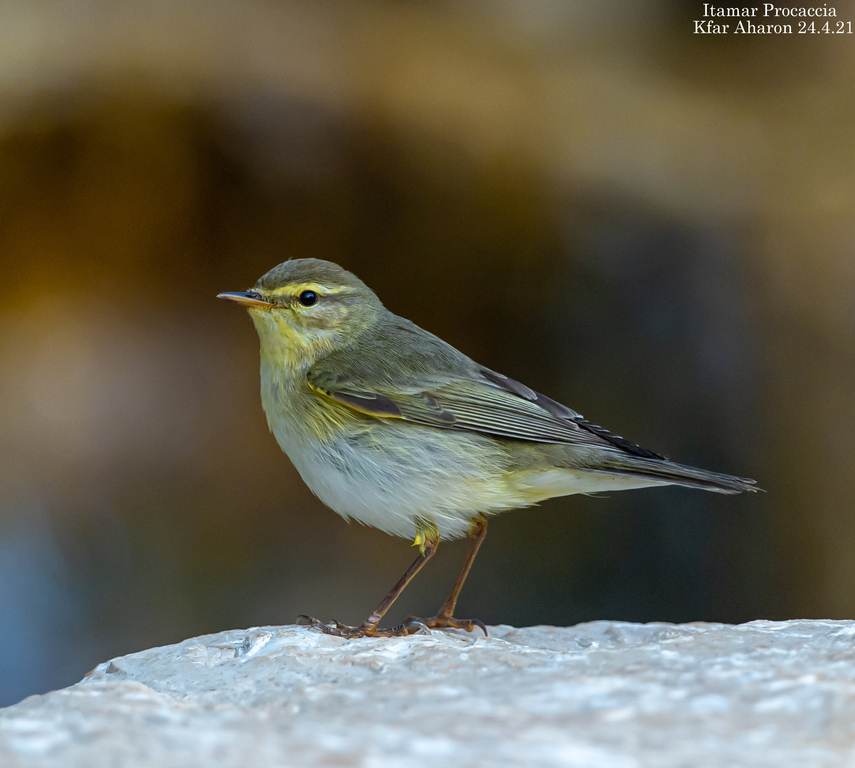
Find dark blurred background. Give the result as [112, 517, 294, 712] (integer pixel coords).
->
[1, 0, 854, 707]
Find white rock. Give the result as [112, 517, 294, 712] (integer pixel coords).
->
[2, 620, 855, 767]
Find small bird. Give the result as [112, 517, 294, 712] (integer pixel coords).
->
[219, 259, 757, 638]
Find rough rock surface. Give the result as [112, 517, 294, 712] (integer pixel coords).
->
[2, 620, 855, 767]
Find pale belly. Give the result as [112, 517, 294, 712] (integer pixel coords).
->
[269, 417, 530, 540]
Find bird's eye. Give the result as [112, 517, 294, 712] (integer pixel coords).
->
[298, 290, 319, 307]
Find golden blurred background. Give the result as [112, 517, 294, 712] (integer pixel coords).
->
[1, 0, 854, 706]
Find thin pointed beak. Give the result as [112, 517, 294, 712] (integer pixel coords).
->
[217, 291, 272, 309]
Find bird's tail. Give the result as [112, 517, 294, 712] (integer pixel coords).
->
[593, 454, 759, 495]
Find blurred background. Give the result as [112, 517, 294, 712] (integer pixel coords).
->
[1, 0, 853, 707]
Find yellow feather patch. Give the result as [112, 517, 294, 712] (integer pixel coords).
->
[265, 283, 358, 298]
[413, 518, 440, 553]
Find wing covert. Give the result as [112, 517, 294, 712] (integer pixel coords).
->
[307, 365, 600, 446]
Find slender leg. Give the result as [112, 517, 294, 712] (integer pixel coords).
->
[405, 516, 489, 635]
[299, 536, 439, 638]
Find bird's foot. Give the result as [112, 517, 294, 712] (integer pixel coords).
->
[404, 613, 488, 636]
[297, 615, 426, 638]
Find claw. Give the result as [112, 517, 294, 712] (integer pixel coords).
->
[470, 618, 489, 637]
[401, 618, 431, 634]
[405, 614, 489, 637]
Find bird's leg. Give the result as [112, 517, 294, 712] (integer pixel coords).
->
[299, 523, 440, 638]
[405, 516, 488, 636]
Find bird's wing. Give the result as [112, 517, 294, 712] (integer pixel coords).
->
[307, 356, 665, 458]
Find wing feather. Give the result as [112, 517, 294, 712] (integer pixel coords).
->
[305, 314, 665, 457]
[307, 362, 660, 454]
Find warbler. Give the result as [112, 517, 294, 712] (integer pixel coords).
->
[219, 259, 757, 638]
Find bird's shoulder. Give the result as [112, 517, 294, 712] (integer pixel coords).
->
[311, 313, 480, 394]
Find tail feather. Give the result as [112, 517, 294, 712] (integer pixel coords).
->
[595, 455, 759, 495]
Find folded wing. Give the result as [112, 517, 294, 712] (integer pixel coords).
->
[308, 361, 663, 458]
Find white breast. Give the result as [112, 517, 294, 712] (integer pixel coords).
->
[274, 413, 528, 539]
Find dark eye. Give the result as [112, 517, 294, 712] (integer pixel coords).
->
[298, 290, 318, 307]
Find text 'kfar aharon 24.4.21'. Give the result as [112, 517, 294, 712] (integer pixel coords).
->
[694, 4, 852, 34]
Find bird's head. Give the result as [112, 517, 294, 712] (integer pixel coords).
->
[218, 259, 383, 368]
